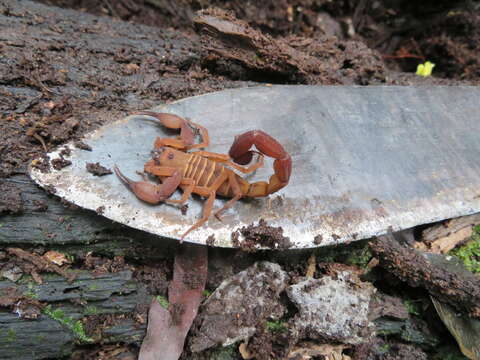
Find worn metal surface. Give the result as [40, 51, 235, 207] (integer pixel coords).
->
[29, 86, 480, 248]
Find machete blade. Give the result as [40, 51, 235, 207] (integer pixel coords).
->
[29, 86, 480, 248]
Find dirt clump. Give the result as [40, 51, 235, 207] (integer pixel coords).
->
[83, 253, 130, 275]
[74, 141, 92, 151]
[86, 162, 113, 176]
[134, 263, 171, 296]
[51, 156, 72, 170]
[190, 261, 289, 352]
[0, 180, 23, 214]
[235, 219, 292, 250]
[206, 234, 215, 246]
[287, 270, 375, 344]
[6, 247, 76, 283]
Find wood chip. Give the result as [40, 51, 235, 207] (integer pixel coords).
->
[287, 342, 351, 360]
[239, 343, 254, 360]
[422, 214, 480, 244]
[43, 250, 70, 266]
[428, 226, 473, 254]
[305, 253, 316, 278]
[7, 248, 76, 283]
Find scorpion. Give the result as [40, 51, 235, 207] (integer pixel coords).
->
[114, 111, 292, 241]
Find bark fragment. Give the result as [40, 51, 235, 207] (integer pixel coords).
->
[370, 234, 480, 318]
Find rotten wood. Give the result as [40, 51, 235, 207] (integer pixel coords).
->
[193, 8, 386, 85]
[7, 247, 76, 283]
[0, 175, 178, 253]
[421, 213, 480, 244]
[370, 234, 480, 318]
[0, 270, 149, 360]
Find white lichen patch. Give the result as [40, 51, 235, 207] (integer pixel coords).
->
[287, 270, 376, 344]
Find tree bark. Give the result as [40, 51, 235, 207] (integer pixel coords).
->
[370, 234, 480, 318]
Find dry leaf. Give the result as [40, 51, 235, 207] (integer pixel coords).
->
[288, 342, 351, 360]
[43, 250, 70, 266]
[239, 343, 254, 360]
[139, 244, 207, 360]
[306, 253, 316, 278]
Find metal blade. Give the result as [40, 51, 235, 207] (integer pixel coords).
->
[29, 86, 480, 248]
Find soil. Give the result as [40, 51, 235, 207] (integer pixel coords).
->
[85, 162, 113, 176]
[74, 141, 92, 151]
[50, 156, 72, 170]
[235, 219, 293, 250]
[0, 181, 23, 214]
[1, 0, 479, 359]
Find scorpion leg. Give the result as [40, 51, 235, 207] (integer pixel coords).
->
[229, 130, 292, 196]
[214, 171, 243, 221]
[137, 111, 210, 150]
[165, 178, 195, 205]
[180, 171, 228, 241]
[114, 165, 181, 204]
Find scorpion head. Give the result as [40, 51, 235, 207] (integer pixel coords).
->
[151, 147, 187, 167]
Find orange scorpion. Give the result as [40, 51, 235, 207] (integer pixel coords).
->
[114, 111, 292, 240]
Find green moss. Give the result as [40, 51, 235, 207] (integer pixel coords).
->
[17, 275, 33, 284]
[378, 343, 390, 353]
[316, 239, 373, 269]
[346, 246, 373, 268]
[88, 283, 99, 291]
[23, 282, 38, 299]
[83, 305, 99, 315]
[207, 344, 237, 360]
[43, 305, 93, 343]
[6, 328, 16, 343]
[404, 299, 421, 316]
[202, 290, 212, 297]
[156, 295, 169, 309]
[450, 226, 480, 274]
[266, 320, 287, 333]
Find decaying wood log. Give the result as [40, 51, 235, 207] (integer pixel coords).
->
[0, 175, 178, 251]
[371, 234, 480, 318]
[0, 270, 149, 360]
[422, 213, 480, 244]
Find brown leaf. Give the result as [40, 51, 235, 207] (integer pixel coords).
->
[139, 244, 207, 360]
[43, 250, 70, 266]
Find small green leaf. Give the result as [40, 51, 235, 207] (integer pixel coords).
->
[266, 320, 287, 333]
[156, 295, 169, 309]
[416, 61, 435, 77]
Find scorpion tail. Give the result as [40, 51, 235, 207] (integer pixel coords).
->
[229, 130, 292, 197]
